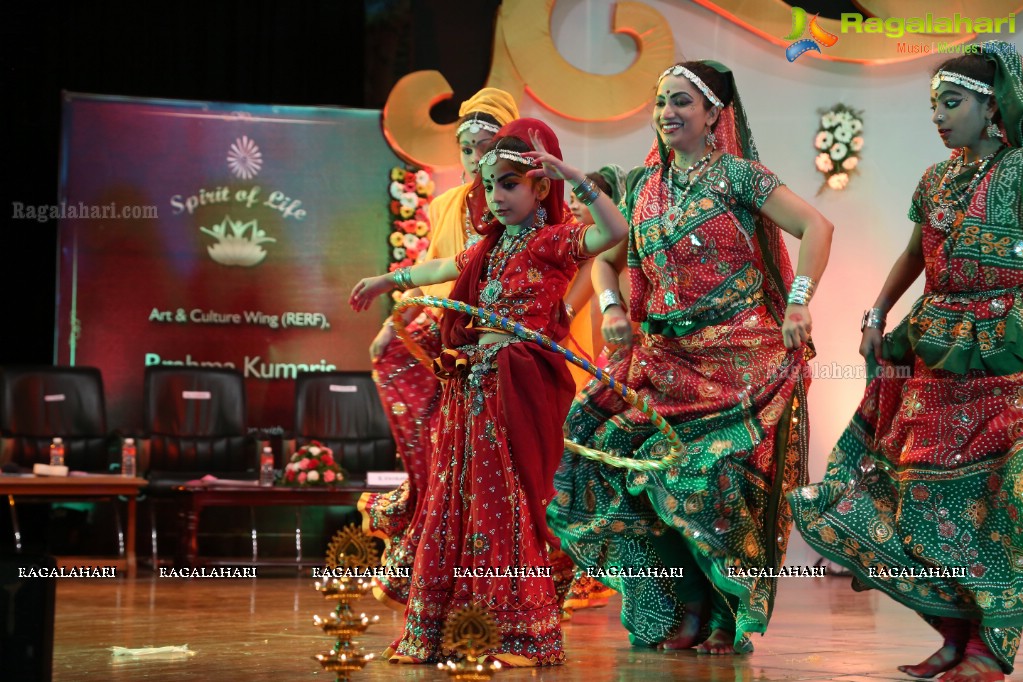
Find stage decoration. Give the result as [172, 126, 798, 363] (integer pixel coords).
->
[58, 94, 399, 430]
[382, 0, 675, 167]
[814, 104, 864, 195]
[199, 215, 277, 267]
[325, 524, 380, 570]
[227, 135, 263, 179]
[390, 295, 711, 472]
[437, 605, 503, 680]
[689, 0, 1023, 63]
[388, 166, 434, 301]
[282, 441, 346, 486]
[312, 524, 380, 680]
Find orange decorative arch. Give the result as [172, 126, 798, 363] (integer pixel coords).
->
[382, 0, 675, 168]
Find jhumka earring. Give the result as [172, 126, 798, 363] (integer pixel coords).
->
[705, 128, 717, 149]
[535, 204, 548, 229]
[986, 118, 1003, 140]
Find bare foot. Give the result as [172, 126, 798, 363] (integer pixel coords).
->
[658, 607, 704, 650]
[695, 628, 752, 655]
[898, 644, 963, 679]
[937, 653, 1005, 682]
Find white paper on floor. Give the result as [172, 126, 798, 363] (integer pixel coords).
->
[109, 645, 196, 658]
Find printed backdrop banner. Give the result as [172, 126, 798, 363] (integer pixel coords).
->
[56, 92, 397, 432]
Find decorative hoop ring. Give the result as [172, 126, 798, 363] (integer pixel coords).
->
[391, 296, 685, 472]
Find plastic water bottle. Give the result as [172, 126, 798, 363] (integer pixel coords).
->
[49, 437, 65, 467]
[121, 438, 137, 478]
[259, 446, 275, 487]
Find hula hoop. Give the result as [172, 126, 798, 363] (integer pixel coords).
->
[390, 296, 685, 472]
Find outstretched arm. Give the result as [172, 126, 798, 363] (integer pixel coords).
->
[759, 186, 834, 350]
[349, 256, 459, 312]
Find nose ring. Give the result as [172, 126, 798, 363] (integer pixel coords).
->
[935, 114, 945, 122]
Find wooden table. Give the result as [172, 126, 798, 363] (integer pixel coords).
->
[0, 475, 147, 577]
[173, 482, 392, 569]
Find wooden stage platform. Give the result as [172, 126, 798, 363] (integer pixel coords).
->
[49, 571, 976, 681]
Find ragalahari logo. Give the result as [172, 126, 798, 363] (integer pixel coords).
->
[784, 7, 839, 62]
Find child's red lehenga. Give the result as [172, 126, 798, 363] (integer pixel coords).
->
[386, 219, 589, 666]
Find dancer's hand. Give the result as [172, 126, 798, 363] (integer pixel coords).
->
[602, 306, 632, 347]
[523, 129, 580, 183]
[370, 321, 395, 361]
[782, 304, 811, 349]
[859, 327, 883, 362]
[350, 275, 392, 312]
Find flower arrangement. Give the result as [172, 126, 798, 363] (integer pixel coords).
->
[388, 166, 435, 301]
[814, 104, 864, 194]
[282, 441, 345, 486]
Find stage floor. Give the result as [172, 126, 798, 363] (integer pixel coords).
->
[52, 572, 980, 681]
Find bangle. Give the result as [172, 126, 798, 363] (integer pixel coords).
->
[564, 303, 575, 321]
[599, 288, 622, 314]
[393, 266, 414, 291]
[787, 275, 817, 306]
[860, 307, 885, 332]
[572, 178, 601, 206]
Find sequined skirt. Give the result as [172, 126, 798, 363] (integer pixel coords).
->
[392, 338, 567, 665]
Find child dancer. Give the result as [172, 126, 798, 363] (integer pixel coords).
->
[349, 118, 628, 665]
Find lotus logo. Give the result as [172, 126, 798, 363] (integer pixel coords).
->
[200, 215, 276, 266]
[783, 7, 839, 62]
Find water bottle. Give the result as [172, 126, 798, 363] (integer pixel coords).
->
[121, 438, 137, 478]
[49, 437, 65, 467]
[259, 446, 275, 487]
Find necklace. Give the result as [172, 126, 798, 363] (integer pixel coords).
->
[479, 224, 535, 305]
[929, 146, 1003, 232]
[663, 148, 713, 229]
[463, 202, 482, 248]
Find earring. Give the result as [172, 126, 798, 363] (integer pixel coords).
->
[705, 128, 717, 149]
[535, 204, 547, 229]
[986, 119, 1003, 140]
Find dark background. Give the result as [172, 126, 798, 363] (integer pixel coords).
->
[1, 0, 500, 365]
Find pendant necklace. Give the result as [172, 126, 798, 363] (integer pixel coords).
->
[929, 146, 1003, 232]
[664, 147, 713, 230]
[463, 201, 482, 248]
[480, 224, 535, 305]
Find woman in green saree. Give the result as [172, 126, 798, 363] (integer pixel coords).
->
[548, 60, 833, 654]
[790, 43, 1023, 681]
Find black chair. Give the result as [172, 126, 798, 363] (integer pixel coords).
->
[142, 366, 260, 564]
[291, 371, 396, 477]
[0, 365, 122, 555]
[0, 366, 117, 473]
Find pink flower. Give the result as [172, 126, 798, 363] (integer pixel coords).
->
[324, 470, 336, 483]
[298, 472, 307, 483]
